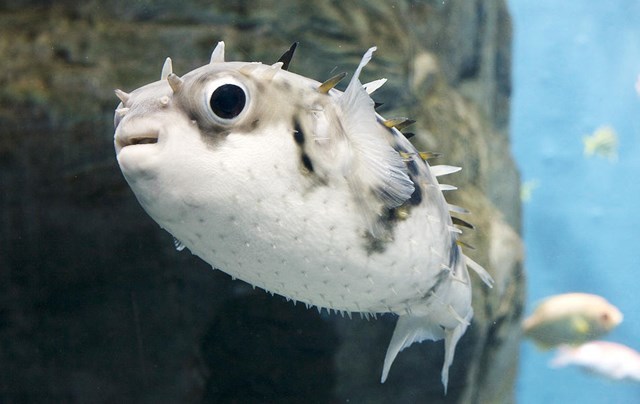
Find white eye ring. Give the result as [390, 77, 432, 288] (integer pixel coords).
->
[202, 77, 249, 125]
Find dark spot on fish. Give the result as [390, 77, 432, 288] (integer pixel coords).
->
[280, 80, 292, 92]
[385, 207, 399, 222]
[407, 159, 421, 177]
[293, 119, 317, 175]
[408, 182, 423, 206]
[293, 120, 305, 145]
[301, 153, 314, 172]
[362, 207, 401, 255]
[364, 232, 387, 255]
[448, 238, 461, 273]
[250, 119, 260, 130]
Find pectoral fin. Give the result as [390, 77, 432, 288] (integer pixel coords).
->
[572, 316, 590, 335]
[337, 47, 414, 236]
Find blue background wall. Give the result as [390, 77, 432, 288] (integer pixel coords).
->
[510, 1, 640, 402]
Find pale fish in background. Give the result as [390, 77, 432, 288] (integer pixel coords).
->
[583, 125, 618, 161]
[635, 73, 640, 96]
[522, 293, 623, 349]
[113, 42, 494, 392]
[551, 341, 640, 383]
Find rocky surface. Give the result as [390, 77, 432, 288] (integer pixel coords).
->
[0, 1, 523, 403]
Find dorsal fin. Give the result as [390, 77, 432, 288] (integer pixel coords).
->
[277, 42, 298, 71]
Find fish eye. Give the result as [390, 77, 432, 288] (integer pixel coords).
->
[201, 77, 250, 126]
[209, 84, 246, 119]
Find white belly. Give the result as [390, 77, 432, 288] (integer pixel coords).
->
[160, 181, 451, 313]
[130, 130, 456, 314]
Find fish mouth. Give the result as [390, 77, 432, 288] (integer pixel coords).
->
[115, 130, 160, 154]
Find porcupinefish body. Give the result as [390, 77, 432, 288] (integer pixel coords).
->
[114, 42, 493, 391]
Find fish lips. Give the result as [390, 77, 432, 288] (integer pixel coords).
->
[114, 117, 165, 178]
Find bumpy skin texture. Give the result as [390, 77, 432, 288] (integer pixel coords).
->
[114, 43, 493, 389]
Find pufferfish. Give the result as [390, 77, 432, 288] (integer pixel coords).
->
[113, 41, 494, 392]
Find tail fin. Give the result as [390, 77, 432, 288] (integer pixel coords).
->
[381, 310, 473, 394]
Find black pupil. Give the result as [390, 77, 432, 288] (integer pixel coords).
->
[209, 84, 246, 119]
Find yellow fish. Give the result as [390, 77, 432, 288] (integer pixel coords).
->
[583, 125, 618, 161]
[523, 292, 623, 349]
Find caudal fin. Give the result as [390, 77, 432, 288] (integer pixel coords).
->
[381, 310, 473, 394]
[441, 309, 473, 393]
[381, 315, 445, 384]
